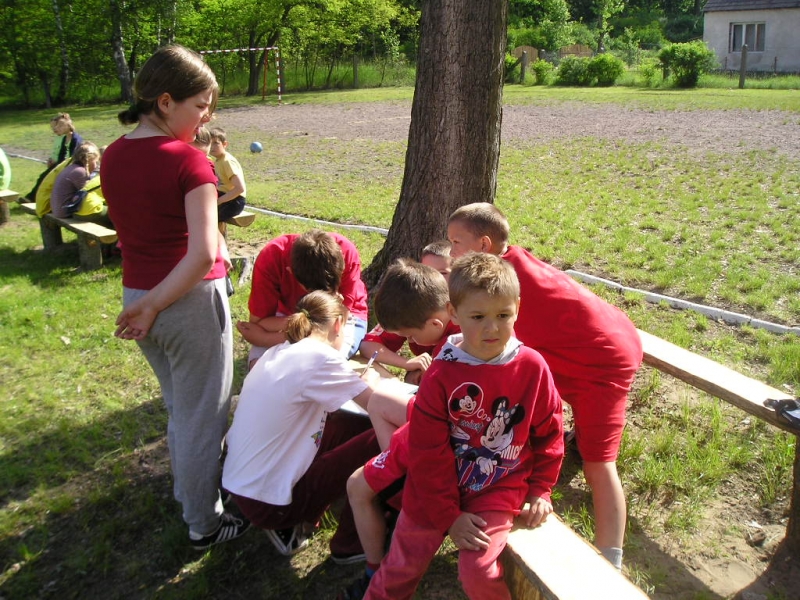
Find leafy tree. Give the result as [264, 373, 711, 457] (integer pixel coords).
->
[508, 0, 572, 52]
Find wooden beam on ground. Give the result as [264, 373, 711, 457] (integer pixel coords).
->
[503, 515, 650, 600]
[638, 328, 800, 553]
[638, 329, 795, 434]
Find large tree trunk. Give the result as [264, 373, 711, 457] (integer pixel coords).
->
[363, 0, 508, 288]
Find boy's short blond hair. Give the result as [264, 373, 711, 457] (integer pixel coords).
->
[209, 126, 227, 143]
[421, 239, 451, 259]
[374, 259, 450, 330]
[448, 252, 519, 308]
[448, 203, 510, 246]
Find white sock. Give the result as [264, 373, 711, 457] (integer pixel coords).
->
[599, 546, 623, 570]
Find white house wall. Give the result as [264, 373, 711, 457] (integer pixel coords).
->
[704, 9, 800, 72]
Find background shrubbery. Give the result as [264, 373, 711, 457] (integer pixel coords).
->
[555, 53, 625, 86]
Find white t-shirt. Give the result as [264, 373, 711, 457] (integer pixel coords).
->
[222, 337, 369, 506]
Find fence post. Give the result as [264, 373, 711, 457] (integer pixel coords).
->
[739, 44, 748, 89]
[353, 53, 359, 89]
[520, 51, 528, 84]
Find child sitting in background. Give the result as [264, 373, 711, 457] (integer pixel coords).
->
[364, 259, 459, 449]
[50, 141, 100, 220]
[362, 252, 564, 600]
[191, 125, 213, 156]
[447, 202, 643, 570]
[359, 242, 454, 385]
[209, 126, 246, 223]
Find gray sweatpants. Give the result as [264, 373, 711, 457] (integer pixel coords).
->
[125, 278, 233, 536]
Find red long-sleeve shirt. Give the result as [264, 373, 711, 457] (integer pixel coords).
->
[404, 345, 564, 533]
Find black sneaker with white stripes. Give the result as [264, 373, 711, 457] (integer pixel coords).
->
[189, 512, 250, 550]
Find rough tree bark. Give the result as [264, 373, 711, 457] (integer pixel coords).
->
[362, 0, 508, 289]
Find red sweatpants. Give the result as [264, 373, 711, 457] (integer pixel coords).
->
[364, 509, 513, 600]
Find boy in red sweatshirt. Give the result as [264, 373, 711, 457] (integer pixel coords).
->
[363, 253, 564, 600]
[447, 202, 643, 570]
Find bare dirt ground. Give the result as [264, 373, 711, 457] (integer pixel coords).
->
[213, 100, 800, 599]
[216, 100, 800, 161]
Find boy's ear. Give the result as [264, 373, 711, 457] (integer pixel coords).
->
[479, 235, 493, 253]
[427, 316, 444, 330]
[446, 301, 459, 325]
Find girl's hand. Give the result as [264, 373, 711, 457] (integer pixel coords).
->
[448, 512, 490, 551]
[519, 496, 553, 528]
[115, 298, 158, 340]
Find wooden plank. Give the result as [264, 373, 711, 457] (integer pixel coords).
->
[227, 210, 256, 227]
[19, 201, 37, 216]
[0, 189, 20, 202]
[638, 329, 796, 434]
[0, 189, 20, 223]
[57, 219, 118, 244]
[503, 516, 650, 600]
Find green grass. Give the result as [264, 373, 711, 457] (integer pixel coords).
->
[1, 86, 797, 598]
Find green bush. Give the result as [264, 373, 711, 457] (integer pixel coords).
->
[532, 59, 555, 85]
[556, 56, 593, 86]
[556, 54, 624, 86]
[505, 53, 521, 82]
[638, 58, 661, 87]
[588, 53, 625, 86]
[659, 41, 717, 88]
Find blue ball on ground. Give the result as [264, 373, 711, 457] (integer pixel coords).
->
[250, 141, 263, 153]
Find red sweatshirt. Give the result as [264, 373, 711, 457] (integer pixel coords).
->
[404, 343, 564, 533]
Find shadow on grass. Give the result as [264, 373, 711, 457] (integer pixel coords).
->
[1, 425, 464, 600]
[0, 241, 121, 284]
[555, 448, 726, 600]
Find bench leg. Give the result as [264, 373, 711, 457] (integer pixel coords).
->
[77, 235, 103, 270]
[40, 218, 63, 249]
[788, 441, 800, 554]
[0, 200, 8, 225]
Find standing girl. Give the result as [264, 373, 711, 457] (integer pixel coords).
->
[101, 44, 249, 549]
[223, 291, 381, 559]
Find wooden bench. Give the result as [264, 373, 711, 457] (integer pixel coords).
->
[19, 202, 117, 271]
[504, 516, 649, 599]
[0, 189, 20, 225]
[638, 328, 799, 551]
[227, 210, 256, 227]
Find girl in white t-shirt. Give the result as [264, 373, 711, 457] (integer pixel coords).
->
[223, 290, 381, 558]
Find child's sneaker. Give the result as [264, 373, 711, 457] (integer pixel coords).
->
[189, 512, 250, 550]
[265, 524, 309, 556]
[330, 551, 366, 565]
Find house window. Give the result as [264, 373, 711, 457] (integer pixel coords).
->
[729, 23, 765, 52]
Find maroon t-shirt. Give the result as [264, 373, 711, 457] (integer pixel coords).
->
[101, 136, 224, 289]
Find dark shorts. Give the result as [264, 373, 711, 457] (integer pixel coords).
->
[218, 195, 246, 222]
